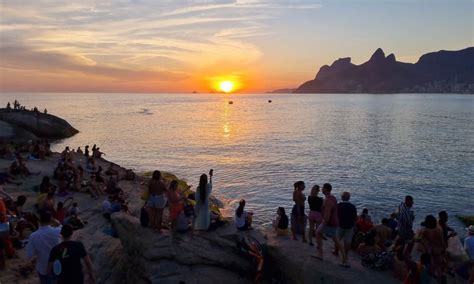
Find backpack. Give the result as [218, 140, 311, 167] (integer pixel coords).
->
[140, 206, 149, 227]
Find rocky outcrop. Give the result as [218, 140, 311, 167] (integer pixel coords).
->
[294, 47, 474, 93]
[0, 109, 78, 141]
[0, 120, 38, 143]
[110, 213, 254, 284]
[264, 231, 399, 284]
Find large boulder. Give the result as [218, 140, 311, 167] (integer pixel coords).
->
[264, 230, 399, 284]
[111, 213, 254, 284]
[0, 109, 78, 140]
[0, 120, 38, 143]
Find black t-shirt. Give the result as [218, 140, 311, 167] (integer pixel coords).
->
[337, 202, 357, 229]
[307, 196, 323, 212]
[49, 240, 87, 284]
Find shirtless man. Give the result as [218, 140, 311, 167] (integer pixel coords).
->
[147, 170, 167, 232]
[315, 183, 347, 267]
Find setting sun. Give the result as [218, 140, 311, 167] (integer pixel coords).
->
[219, 81, 234, 93]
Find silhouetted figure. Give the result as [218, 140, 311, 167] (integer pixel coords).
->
[6, 102, 11, 109]
[84, 145, 90, 158]
[44, 109, 47, 114]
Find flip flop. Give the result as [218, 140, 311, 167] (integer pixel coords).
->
[311, 255, 323, 261]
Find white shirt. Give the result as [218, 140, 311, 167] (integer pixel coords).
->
[235, 211, 248, 228]
[465, 235, 474, 260]
[26, 225, 61, 275]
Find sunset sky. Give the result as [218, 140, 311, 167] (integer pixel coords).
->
[0, 0, 472, 93]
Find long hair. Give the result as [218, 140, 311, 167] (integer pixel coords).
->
[152, 170, 161, 180]
[236, 199, 246, 217]
[198, 174, 208, 202]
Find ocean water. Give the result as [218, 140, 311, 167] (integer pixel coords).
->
[1, 93, 473, 232]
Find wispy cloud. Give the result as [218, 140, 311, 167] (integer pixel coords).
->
[0, 0, 322, 92]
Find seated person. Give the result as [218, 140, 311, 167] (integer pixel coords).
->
[38, 193, 56, 215]
[374, 218, 393, 249]
[9, 161, 21, 176]
[103, 195, 121, 215]
[68, 203, 80, 216]
[176, 203, 194, 233]
[235, 199, 253, 231]
[39, 176, 56, 194]
[273, 207, 289, 236]
[356, 213, 374, 234]
[357, 230, 382, 256]
[86, 157, 96, 173]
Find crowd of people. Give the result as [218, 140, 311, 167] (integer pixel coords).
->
[261, 180, 474, 283]
[0, 142, 123, 283]
[1, 139, 473, 284]
[5, 100, 47, 114]
[140, 168, 225, 236]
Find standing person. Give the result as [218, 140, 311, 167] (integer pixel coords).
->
[315, 183, 345, 266]
[419, 215, 446, 280]
[307, 185, 323, 246]
[167, 180, 183, 234]
[397, 195, 415, 241]
[335, 191, 357, 266]
[48, 225, 95, 284]
[438, 211, 455, 243]
[193, 169, 213, 231]
[291, 181, 307, 242]
[84, 145, 89, 158]
[147, 171, 167, 232]
[26, 212, 61, 284]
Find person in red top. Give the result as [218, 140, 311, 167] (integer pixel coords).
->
[0, 198, 6, 223]
[356, 213, 374, 234]
[167, 180, 183, 235]
[315, 183, 347, 267]
[54, 202, 66, 224]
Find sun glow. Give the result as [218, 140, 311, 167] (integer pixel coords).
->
[219, 81, 234, 93]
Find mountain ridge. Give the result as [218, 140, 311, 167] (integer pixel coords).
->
[294, 47, 474, 94]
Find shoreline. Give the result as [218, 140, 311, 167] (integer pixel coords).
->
[0, 148, 398, 284]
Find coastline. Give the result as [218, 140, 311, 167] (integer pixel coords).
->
[1, 150, 404, 284]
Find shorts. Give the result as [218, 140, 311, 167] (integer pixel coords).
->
[308, 210, 322, 223]
[338, 227, 354, 244]
[321, 224, 338, 238]
[148, 194, 167, 209]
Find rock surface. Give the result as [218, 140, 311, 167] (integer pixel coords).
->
[294, 47, 474, 94]
[0, 109, 78, 141]
[111, 213, 254, 284]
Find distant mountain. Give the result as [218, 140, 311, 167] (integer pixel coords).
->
[268, 88, 296, 94]
[294, 47, 474, 94]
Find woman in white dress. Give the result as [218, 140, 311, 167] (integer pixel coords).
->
[193, 169, 213, 231]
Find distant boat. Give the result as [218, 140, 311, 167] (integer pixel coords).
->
[268, 100, 272, 103]
[192, 91, 198, 94]
[228, 101, 234, 105]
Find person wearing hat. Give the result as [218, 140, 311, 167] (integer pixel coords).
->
[48, 224, 95, 284]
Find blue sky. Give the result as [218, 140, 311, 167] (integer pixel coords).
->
[0, 0, 472, 92]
